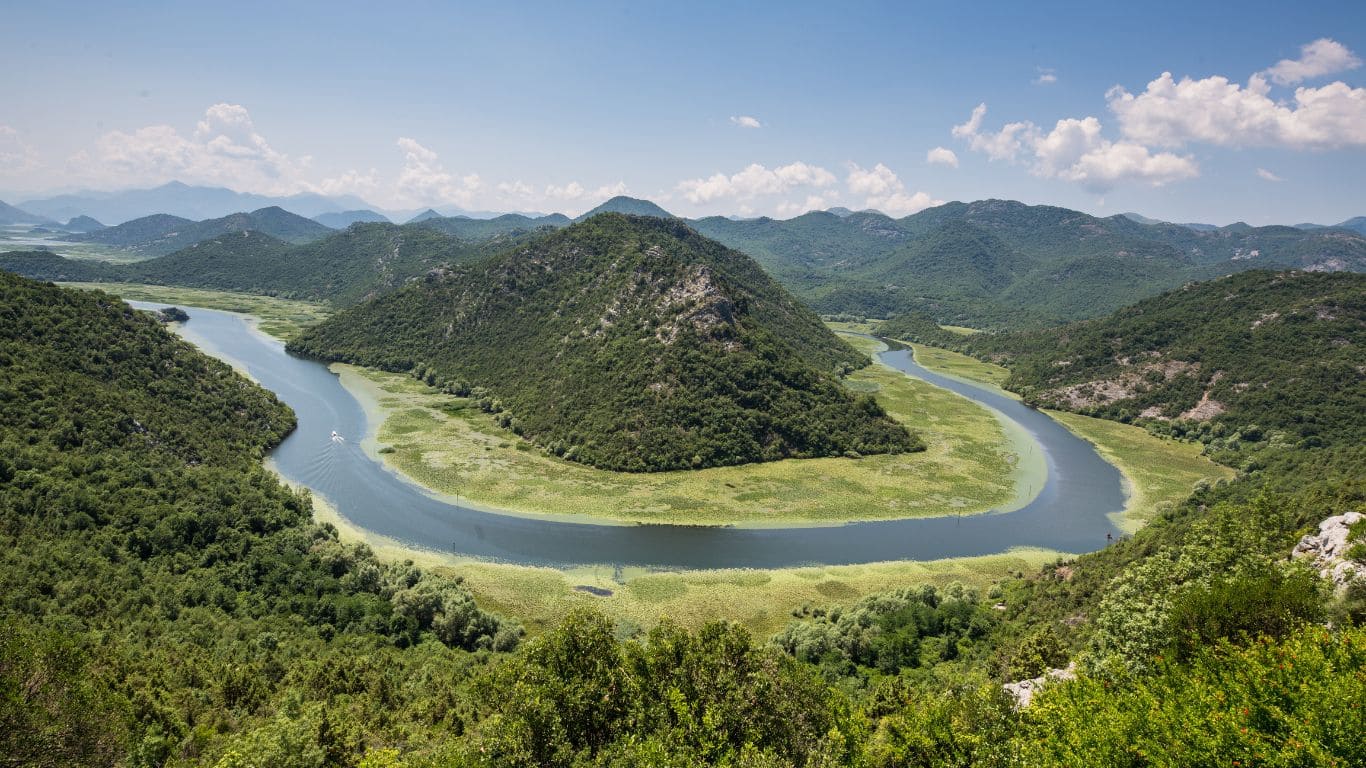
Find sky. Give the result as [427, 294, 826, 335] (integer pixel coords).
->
[2, 0, 1365, 224]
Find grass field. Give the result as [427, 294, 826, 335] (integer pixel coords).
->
[335, 332, 1043, 526]
[887, 341, 1233, 530]
[306, 486, 1060, 636]
[61, 282, 332, 340]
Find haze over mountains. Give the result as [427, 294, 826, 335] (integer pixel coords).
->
[5, 192, 1366, 331]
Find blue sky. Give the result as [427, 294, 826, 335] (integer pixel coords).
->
[2, 0, 1364, 223]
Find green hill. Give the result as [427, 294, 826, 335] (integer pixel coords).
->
[62, 214, 106, 232]
[67, 207, 333, 256]
[960, 270, 1366, 456]
[411, 211, 570, 240]
[311, 209, 391, 228]
[1, 221, 541, 305]
[576, 195, 675, 220]
[694, 199, 1366, 328]
[289, 214, 919, 471]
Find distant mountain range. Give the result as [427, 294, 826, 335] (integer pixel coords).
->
[312, 210, 391, 228]
[0, 200, 54, 226]
[15, 182, 379, 225]
[65, 206, 333, 257]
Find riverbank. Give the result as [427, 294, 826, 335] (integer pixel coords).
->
[60, 282, 332, 340]
[331, 331, 1043, 527]
[304, 481, 1060, 635]
[878, 337, 1234, 530]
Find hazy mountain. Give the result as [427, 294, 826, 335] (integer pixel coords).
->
[17, 181, 378, 224]
[411, 212, 571, 240]
[575, 196, 675, 220]
[66, 207, 332, 256]
[826, 207, 856, 217]
[312, 209, 391, 228]
[1296, 216, 1366, 236]
[0, 200, 54, 226]
[62, 215, 106, 233]
[405, 209, 445, 224]
[289, 214, 919, 472]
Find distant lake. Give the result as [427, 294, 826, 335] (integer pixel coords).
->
[146, 303, 1126, 569]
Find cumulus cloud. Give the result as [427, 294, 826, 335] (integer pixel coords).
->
[1264, 38, 1361, 85]
[0, 125, 39, 177]
[730, 115, 763, 129]
[845, 163, 940, 216]
[1107, 71, 1366, 149]
[1256, 167, 1285, 182]
[76, 103, 314, 194]
[543, 180, 628, 201]
[676, 161, 836, 203]
[395, 137, 481, 207]
[775, 195, 829, 218]
[926, 146, 959, 167]
[953, 103, 1198, 191]
[1034, 67, 1058, 85]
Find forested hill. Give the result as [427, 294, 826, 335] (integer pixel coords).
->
[0, 221, 544, 305]
[694, 199, 1366, 328]
[946, 270, 1366, 457]
[0, 272, 515, 765]
[290, 214, 920, 472]
[66, 206, 333, 256]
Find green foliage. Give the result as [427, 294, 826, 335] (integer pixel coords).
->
[966, 270, 1366, 461]
[290, 214, 920, 472]
[1010, 624, 1366, 767]
[459, 609, 860, 767]
[1167, 567, 1324, 662]
[0, 273, 514, 764]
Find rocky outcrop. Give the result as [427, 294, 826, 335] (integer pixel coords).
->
[1293, 511, 1364, 590]
[1003, 662, 1076, 708]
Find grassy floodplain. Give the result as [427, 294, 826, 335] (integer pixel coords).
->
[306, 485, 1059, 635]
[879, 336, 1234, 529]
[60, 282, 332, 340]
[334, 329, 1040, 527]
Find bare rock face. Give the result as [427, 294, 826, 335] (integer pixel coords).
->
[1293, 511, 1365, 590]
[1003, 662, 1076, 708]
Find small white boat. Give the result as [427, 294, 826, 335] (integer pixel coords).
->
[330, 430, 344, 443]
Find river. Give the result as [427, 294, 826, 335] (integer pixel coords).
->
[148, 303, 1126, 569]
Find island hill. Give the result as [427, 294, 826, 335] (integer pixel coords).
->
[289, 214, 921, 472]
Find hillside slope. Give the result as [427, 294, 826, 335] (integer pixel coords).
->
[696, 200, 1366, 328]
[1, 222, 541, 305]
[67, 206, 333, 255]
[965, 270, 1366, 453]
[290, 214, 919, 471]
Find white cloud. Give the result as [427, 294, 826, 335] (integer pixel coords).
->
[926, 146, 959, 167]
[775, 195, 829, 218]
[1256, 167, 1285, 182]
[394, 137, 481, 208]
[676, 161, 835, 203]
[845, 163, 940, 216]
[953, 104, 1197, 191]
[1264, 38, 1362, 86]
[1034, 67, 1058, 85]
[0, 125, 39, 177]
[76, 103, 314, 194]
[543, 180, 628, 201]
[729, 115, 763, 129]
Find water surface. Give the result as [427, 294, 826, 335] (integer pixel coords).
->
[150, 303, 1126, 569]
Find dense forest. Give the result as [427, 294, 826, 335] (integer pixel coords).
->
[903, 270, 1366, 468]
[289, 214, 918, 471]
[2, 268, 1364, 765]
[694, 199, 1366, 327]
[0, 221, 544, 306]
